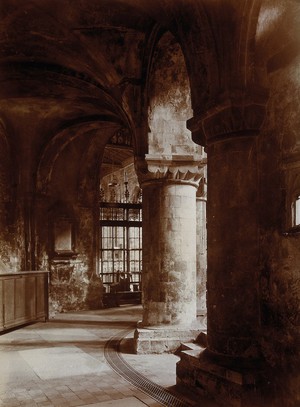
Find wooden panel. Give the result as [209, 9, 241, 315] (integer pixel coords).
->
[15, 277, 26, 322]
[36, 275, 46, 318]
[0, 272, 48, 332]
[3, 278, 15, 329]
[25, 276, 37, 321]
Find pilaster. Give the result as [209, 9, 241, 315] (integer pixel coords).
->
[196, 176, 207, 316]
[187, 89, 268, 147]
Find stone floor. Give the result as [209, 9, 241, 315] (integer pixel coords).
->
[0, 305, 218, 407]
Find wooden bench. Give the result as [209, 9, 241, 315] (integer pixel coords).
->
[103, 291, 142, 307]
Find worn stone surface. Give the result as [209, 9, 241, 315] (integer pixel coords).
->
[147, 31, 196, 157]
[141, 178, 198, 327]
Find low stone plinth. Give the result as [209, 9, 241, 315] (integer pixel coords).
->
[176, 343, 263, 407]
[133, 326, 202, 354]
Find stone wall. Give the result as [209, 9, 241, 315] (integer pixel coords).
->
[252, 4, 300, 403]
[257, 55, 300, 404]
[35, 134, 104, 315]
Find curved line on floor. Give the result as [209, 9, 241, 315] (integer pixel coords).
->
[104, 328, 192, 407]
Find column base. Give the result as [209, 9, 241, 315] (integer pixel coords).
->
[134, 325, 203, 354]
[177, 344, 300, 407]
[177, 344, 264, 407]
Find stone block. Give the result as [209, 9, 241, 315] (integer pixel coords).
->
[134, 326, 202, 354]
[176, 346, 265, 407]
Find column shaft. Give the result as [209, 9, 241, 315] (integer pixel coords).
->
[142, 179, 197, 327]
[207, 135, 260, 360]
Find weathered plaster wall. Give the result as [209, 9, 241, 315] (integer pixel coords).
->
[258, 55, 300, 403]
[0, 132, 14, 267]
[36, 134, 104, 315]
[0, 128, 25, 272]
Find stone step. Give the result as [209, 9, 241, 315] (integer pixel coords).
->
[135, 327, 201, 340]
[180, 342, 204, 351]
[177, 347, 257, 386]
[194, 330, 208, 347]
[180, 348, 204, 360]
[134, 327, 202, 354]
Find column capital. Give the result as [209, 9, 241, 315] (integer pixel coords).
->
[187, 89, 269, 146]
[135, 154, 206, 188]
[197, 177, 207, 200]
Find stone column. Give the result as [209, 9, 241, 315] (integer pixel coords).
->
[177, 99, 268, 406]
[190, 102, 267, 361]
[206, 135, 261, 359]
[134, 156, 205, 353]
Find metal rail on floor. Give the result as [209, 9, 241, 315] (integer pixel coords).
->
[104, 329, 192, 407]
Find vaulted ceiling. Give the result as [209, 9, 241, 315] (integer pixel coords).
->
[0, 0, 160, 197]
[0, 0, 157, 140]
[0, 0, 296, 198]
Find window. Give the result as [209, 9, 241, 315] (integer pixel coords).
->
[99, 202, 142, 292]
[293, 195, 300, 227]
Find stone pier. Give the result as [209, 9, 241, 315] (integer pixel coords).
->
[177, 101, 268, 406]
[134, 156, 205, 354]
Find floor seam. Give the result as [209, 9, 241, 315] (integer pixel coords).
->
[104, 329, 192, 407]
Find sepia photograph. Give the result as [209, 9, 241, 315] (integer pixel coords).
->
[0, 1, 299, 406]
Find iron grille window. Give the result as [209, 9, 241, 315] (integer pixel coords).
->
[99, 202, 142, 293]
[292, 195, 300, 227]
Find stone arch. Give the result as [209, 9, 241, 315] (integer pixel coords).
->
[36, 119, 122, 196]
[182, 0, 269, 146]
